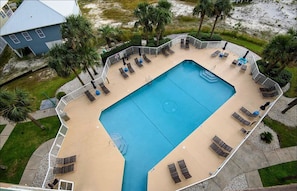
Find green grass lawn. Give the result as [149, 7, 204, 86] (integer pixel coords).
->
[259, 161, 297, 187]
[1, 67, 76, 110]
[0, 124, 6, 134]
[0, 116, 60, 184]
[220, 34, 265, 56]
[263, 117, 297, 148]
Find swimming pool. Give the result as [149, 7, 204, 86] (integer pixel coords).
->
[99, 60, 235, 191]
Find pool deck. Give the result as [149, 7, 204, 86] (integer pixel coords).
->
[56, 43, 277, 191]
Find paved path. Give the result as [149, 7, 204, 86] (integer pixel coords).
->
[0, 108, 57, 150]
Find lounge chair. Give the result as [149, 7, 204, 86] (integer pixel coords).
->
[53, 164, 74, 174]
[240, 107, 258, 118]
[232, 112, 251, 126]
[48, 178, 59, 189]
[166, 46, 175, 54]
[210, 142, 229, 157]
[161, 48, 169, 57]
[142, 54, 151, 63]
[241, 64, 247, 71]
[212, 136, 232, 152]
[180, 39, 185, 48]
[262, 90, 278, 98]
[177, 160, 192, 179]
[119, 68, 129, 78]
[240, 128, 250, 135]
[259, 86, 276, 92]
[232, 59, 238, 66]
[84, 90, 95, 102]
[185, 39, 190, 48]
[168, 163, 181, 183]
[134, 58, 143, 67]
[99, 83, 110, 94]
[211, 50, 220, 57]
[56, 155, 76, 165]
[126, 63, 135, 73]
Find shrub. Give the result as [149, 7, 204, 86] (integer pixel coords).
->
[256, 60, 292, 87]
[189, 32, 222, 41]
[260, 131, 273, 144]
[56, 92, 66, 100]
[101, 35, 142, 64]
[271, 69, 292, 87]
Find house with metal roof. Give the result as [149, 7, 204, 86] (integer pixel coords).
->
[0, 0, 80, 57]
[0, 0, 15, 54]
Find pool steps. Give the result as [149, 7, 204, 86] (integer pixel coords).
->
[111, 133, 128, 155]
[199, 70, 218, 83]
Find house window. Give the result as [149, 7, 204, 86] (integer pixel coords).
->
[22, 32, 32, 41]
[9, 34, 20, 44]
[0, 11, 6, 19]
[35, 29, 45, 38]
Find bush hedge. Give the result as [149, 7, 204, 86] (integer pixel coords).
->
[56, 92, 66, 100]
[101, 35, 171, 64]
[257, 60, 292, 87]
[189, 31, 222, 41]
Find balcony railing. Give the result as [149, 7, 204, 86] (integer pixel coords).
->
[43, 34, 283, 190]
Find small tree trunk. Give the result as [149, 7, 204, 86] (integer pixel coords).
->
[27, 113, 45, 130]
[71, 67, 85, 85]
[85, 65, 95, 80]
[156, 32, 161, 46]
[106, 38, 112, 48]
[91, 66, 98, 75]
[210, 15, 220, 39]
[197, 14, 205, 36]
[265, 60, 279, 72]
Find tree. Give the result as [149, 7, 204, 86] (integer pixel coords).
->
[98, 25, 122, 48]
[152, 0, 173, 45]
[48, 15, 100, 84]
[193, 0, 214, 36]
[78, 46, 101, 80]
[134, 2, 154, 41]
[262, 32, 297, 73]
[210, 0, 232, 39]
[0, 89, 45, 129]
[61, 15, 95, 50]
[48, 44, 85, 85]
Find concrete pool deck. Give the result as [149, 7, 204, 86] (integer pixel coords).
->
[52, 43, 278, 191]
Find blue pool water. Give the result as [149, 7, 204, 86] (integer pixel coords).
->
[99, 60, 235, 191]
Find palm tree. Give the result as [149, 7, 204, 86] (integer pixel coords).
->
[98, 25, 122, 48]
[61, 15, 95, 50]
[193, 0, 214, 36]
[153, 0, 173, 45]
[0, 89, 45, 129]
[134, 2, 154, 41]
[50, 15, 101, 83]
[78, 46, 101, 80]
[262, 34, 296, 73]
[210, 0, 232, 39]
[48, 44, 85, 85]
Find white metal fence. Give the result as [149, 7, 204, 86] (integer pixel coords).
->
[43, 34, 283, 190]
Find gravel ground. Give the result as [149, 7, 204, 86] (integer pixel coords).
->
[223, 174, 248, 191]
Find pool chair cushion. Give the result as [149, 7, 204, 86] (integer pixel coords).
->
[177, 160, 192, 179]
[99, 83, 110, 94]
[168, 163, 181, 183]
[119, 68, 129, 78]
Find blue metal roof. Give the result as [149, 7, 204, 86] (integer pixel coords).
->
[0, 0, 80, 36]
[0, 0, 9, 8]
